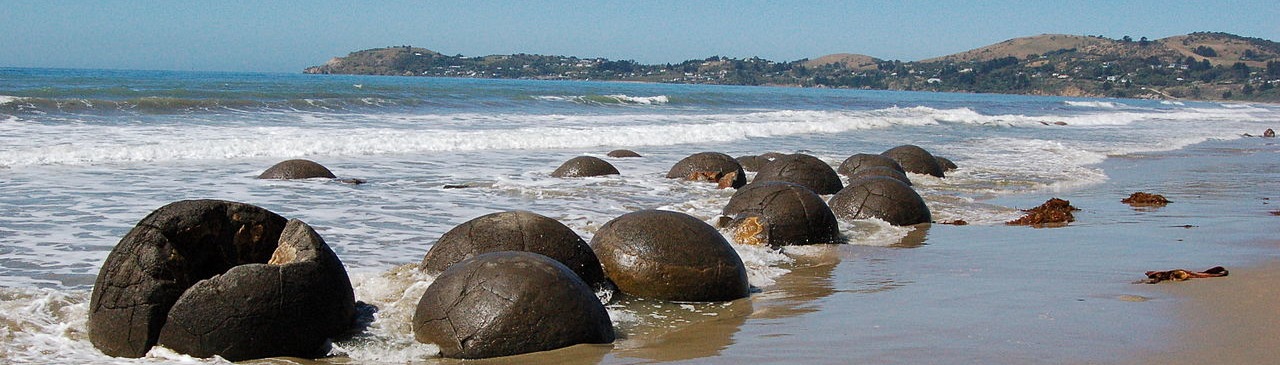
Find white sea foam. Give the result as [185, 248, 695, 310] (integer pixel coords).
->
[604, 94, 669, 105]
[0, 95, 23, 105]
[1063, 100, 1126, 109]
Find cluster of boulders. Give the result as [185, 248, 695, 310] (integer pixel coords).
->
[89, 145, 957, 361]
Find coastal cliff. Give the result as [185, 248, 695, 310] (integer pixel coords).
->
[306, 32, 1280, 102]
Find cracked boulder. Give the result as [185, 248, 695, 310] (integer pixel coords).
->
[551, 156, 620, 178]
[836, 153, 905, 177]
[421, 210, 608, 291]
[847, 166, 912, 186]
[828, 177, 931, 226]
[88, 200, 355, 360]
[257, 159, 337, 179]
[666, 152, 747, 189]
[881, 145, 945, 178]
[722, 182, 841, 247]
[412, 251, 615, 359]
[590, 210, 749, 302]
[751, 154, 843, 195]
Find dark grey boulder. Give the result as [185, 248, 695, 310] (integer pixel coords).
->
[413, 251, 614, 359]
[257, 159, 336, 179]
[848, 166, 912, 186]
[666, 152, 747, 189]
[550, 156, 620, 178]
[828, 177, 931, 226]
[836, 153, 905, 177]
[421, 210, 608, 290]
[751, 154, 843, 195]
[590, 210, 749, 302]
[881, 145, 945, 178]
[606, 149, 642, 158]
[759, 152, 786, 160]
[88, 200, 355, 360]
[735, 155, 769, 172]
[935, 156, 958, 171]
[722, 182, 841, 247]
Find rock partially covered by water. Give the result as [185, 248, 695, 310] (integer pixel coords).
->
[550, 156, 620, 178]
[257, 159, 336, 179]
[735, 155, 770, 172]
[88, 200, 355, 360]
[666, 152, 746, 189]
[607, 149, 642, 158]
[751, 154, 843, 195]
[935, 156, 958, 171]
[413, 252, 614, 359]
[722, 182, 841, 247]
[421, 210, 608, 290]
[848, 166, 912, 186]
[881, 145, 945, 178]
[836, 153, 905, 177]
[828, 177, 931, 226]
[591, 210, 749, 301]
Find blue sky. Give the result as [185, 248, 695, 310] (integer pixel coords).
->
[2, 1, 1277, 72]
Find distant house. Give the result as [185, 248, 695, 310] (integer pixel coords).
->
[926, 78, 942, 84]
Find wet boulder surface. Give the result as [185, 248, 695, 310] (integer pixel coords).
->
[828, 177, 932, 226]
[412, 251, 615, 359]
[847, 166, 913, 186]
[666, 152, 747, 189]
[550, 156, 620, 178]
[836, 153, 905, 177]
[257, 159, 337, 179]
[420, 210, 608, 290]
[88, 200, 355, 361]
[722, 182, 841, 247]
[590, 210, 749, 302]
[751, 154, 843, 195]
[881, 145, 945, 178]
[935, 156, 958, 172]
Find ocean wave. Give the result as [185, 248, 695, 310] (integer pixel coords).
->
[1063, 100, 1126, 109]
[0, 95, 424, 115]
[534, 94, 670, 105]
[0, 95, 23, 105]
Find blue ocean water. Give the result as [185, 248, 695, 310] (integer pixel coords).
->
[1, 67, 1278, 363]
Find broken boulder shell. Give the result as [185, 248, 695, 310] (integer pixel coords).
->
[88, 200, 355, 361]
[420, 210, 608, 290]
[257, 159, 336, 179]
[590, 210, 749, 301]
[550, 156, 620, 178]
[881, 145, 945, 178]
[751, 154, 843, 195]
[722, 181, 841, 247]
[666, 152, 747, 189]
[413, 251, 615, 359]
[828, 177, 931, 226]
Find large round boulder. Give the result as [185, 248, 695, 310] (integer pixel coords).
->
[88, 200, 355, 360]
[607, 149, 642, 158]
[881, 145, 945, 178]
[828, 177, 931, 226]
[413, 251, 615, 359]
[421, 211, 608, 290]
[848, 166, 912, 186]
[722, 182, 841, 247]
[590, 210, 749, 301]
[836, 153, 905, 177]
[550, 156, 620, 178]
[666, 152, 747, 189]
[257, 159, 336, 179]
[751, 154, 843, 194]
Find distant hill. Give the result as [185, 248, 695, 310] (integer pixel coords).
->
[306, 32, 1280, 102]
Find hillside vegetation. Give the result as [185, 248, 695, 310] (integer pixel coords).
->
[306, 32, 1280, 102]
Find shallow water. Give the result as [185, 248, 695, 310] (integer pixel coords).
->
[1, 68, 1278, 363]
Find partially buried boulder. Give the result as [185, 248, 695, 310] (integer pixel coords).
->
[828, 177, 931, 226]
[551, 156, 620, 178]
[751, 154, 843, 195]
[666, 152, 746, 189]
[881, 145, 945, 178]
[257, 159, 336, 179]
[591, 210, 749, 301]
[88, 200, 355, 361]
[607, 149, 642, 158]
[848, 166, 912, 186]
[420, 210, 608, 290]
[722, 182, 841, 247]
[413, 251, 615, 359]
[836, 153, 905, 177]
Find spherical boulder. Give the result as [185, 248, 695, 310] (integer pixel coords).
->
[666, 152, 746, 189]
[828, 177, 931, 226]
[88, 200, 355, 360]
[751, 154, 843, 195]
[722, 182, 841, 247]
[550, 156, 620, 178]
[590, 210, 749, 301]
[881, 145, 945, 178]
[413, 251, 615, 359]
[837, 153, 905, 177]
[607, 149, 642, 158]
[935, 156, 958, 171]
[421, 210, 608, 290]
[257, 159, 336, 179]
[848, 166, 912, 186]
[735, 155, 769, 172]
